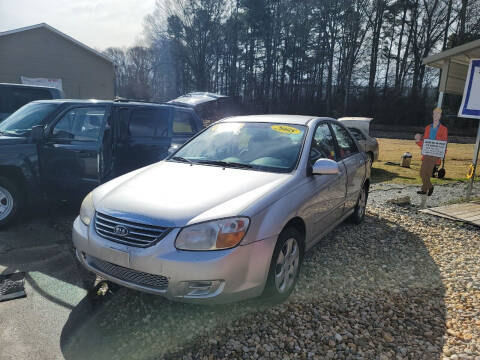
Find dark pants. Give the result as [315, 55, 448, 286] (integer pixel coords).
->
[420, 155, 438, 192]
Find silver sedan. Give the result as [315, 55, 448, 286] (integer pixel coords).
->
[73, 115, 370, 303]
[338, 117, 379, 165]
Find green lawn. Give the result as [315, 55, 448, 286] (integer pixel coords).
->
[371, 138, 479, 185]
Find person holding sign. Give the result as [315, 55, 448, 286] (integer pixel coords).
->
[414, 107, 448, 195]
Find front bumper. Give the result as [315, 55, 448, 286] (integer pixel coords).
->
[72, 216, 277, 304]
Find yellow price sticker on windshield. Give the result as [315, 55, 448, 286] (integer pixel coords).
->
[271, 125, 300, 134]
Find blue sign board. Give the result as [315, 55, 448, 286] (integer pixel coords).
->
[459, 59, 480, 119]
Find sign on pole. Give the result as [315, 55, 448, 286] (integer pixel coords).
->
[421, 139, 447, 158]
[458, 59, 480, 119]
[458, 59, 480, 200]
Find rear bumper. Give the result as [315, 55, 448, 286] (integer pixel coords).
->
[72, 216, 277, 304]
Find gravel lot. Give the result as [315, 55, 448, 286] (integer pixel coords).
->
[1, 182, 479, 360]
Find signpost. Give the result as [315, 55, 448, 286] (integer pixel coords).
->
[458, 59, 480, 201]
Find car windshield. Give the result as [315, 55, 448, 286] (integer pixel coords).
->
[171, 122, 307, 173]
[0, 102, 59, 136]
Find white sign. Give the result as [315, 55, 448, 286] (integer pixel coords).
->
[422, 139, 447, 158]
[458, 59, 480, 119]
[20, 76, 63, 91]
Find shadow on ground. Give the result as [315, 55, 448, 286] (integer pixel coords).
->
[371, 167, 416, 184]
[60, 212, 446, 359]
[0, 201, 95, 310]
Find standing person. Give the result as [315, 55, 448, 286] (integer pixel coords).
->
[414, 107, 448, 196]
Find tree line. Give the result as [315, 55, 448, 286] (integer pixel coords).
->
[104, 0, 480, 127]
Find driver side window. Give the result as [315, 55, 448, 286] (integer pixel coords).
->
[310, 123, 337, 164]
[52, 107, 106, 141]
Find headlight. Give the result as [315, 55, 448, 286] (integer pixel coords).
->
[175, 217, 249, 251]
[79, 192, 95, 226]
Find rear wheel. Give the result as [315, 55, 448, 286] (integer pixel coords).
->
[262, 227, 303, 302]
[438, 168, 446, 179]
[350, 184, 368, 224]
[367, 152, 374, 168]
[0, 177, 22, 228]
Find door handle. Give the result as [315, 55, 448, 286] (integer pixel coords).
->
[77, 151, 91, 158]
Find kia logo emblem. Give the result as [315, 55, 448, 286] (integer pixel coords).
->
[114, 225, 129, 237]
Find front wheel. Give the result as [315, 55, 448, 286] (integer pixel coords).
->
[350, 184, 368, 224]
[262, 228, 303, 302]
[0, 177, 22, 228]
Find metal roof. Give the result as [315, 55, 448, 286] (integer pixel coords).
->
[423, 39, 480, 68]
[0, 23, 113, 64]
[423, 39, 480, 95]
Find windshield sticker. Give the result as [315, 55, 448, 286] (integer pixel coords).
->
[271, 125, 301, 134]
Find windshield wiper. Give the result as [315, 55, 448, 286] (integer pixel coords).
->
[171, 156, 195, 165]
[196, 160, 253, 169]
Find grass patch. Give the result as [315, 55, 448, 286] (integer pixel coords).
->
[372, 138, 479, 185]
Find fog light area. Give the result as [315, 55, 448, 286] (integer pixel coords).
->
[179, 280, 224, 298]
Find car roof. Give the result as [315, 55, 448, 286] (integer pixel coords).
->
[31, 99, 180, 108]
[337, 117, 373, 121]
[219, 114, 332, 126]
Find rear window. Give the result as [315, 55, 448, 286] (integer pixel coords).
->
[0, 86, 54, 114]
[173, 111, 196, 134]
[129, 108, 169, 137]
[348, 128, 366, 141]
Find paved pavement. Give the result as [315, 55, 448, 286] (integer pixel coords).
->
[0, 206, 91, 360]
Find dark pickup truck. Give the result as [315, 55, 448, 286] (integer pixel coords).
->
[0, 99, 203, 227]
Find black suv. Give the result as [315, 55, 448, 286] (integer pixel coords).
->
[0, 99, 202, 227]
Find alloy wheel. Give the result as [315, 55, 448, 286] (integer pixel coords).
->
[274, 237, 300, 294]
[0, 185, 14, 221]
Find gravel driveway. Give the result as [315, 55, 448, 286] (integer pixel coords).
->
[1, 182, 479, 360]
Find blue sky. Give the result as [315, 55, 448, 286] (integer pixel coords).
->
[0, 0, 156, 50]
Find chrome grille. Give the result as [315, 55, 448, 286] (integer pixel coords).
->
[94, 212, 169, 248]
[87, 256, 168, 290]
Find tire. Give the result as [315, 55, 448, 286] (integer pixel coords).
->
[438, 168, 446, 179]
[367, 152, 374, 168]
[350, 184, 368, 224]
[262, 227, 303, 302]
[0, 176, 23, 228]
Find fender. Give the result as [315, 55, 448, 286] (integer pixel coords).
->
[0, 142, 42, 201]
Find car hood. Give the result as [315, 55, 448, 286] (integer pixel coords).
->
[94, 161, 291, 227]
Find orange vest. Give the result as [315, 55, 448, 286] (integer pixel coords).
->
[416, 124, 448, 165]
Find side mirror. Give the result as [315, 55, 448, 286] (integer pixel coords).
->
[312, 158, 339, 175]
[31, 125, 44, 142]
